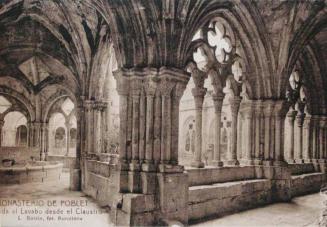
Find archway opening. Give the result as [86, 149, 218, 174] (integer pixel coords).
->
[2, 111, 28, 147]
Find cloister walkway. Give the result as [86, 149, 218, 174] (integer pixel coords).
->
[192, 193, 323, 227]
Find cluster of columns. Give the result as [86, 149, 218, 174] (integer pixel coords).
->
[285, 108, 327, 163]
[113, 68, 188, 192]
[83, 100, 107, 154]
[188, 68, 244, 167]
[0, 119, 4, 146]
[190, 97, 291, 167]
[237, 100, 288, 165]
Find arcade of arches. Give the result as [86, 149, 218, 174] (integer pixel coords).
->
[0, 0, 326, 226]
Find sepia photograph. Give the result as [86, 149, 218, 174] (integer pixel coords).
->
[0, 0, 326, 226]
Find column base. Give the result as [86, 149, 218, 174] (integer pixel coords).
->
[128, 171, 141, 193]
[253, 159, 263, 165]
[240, 159, 255, 166]
[69, 168, 81, 191]
[225, 159, 240, 166]
[286, 159, 296, 164]
[158, 164, 184, 173]
[273, 160, 288, 167]
[311, 159, 320, 164]
[295, 159, 305, 164]
[190, 161, 205, 168]
[211, 160, 224, 167]
[263, 160, 274, 166]
[129, 160, 141, 171]
[141, 162, 157, 172]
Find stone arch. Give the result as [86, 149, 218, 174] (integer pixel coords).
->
[0, 86, 35, 122]
[2, 111, 28, 147]
[43, 90, 77, 123]
[184, 2, 274, 99]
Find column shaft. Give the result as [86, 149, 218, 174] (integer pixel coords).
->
[212, 95, 224, 167]
[227, 97, 241, 165]
[145, 95, 154, 163]
[295, 112, 305, 163]
[191, 88, 206, 168]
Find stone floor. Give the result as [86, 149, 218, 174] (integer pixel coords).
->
[0, 172, 324, 227]
[0, 172, 113, 227]
[192, 193, 324, 227]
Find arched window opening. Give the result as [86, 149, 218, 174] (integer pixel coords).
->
[49, 112, 67, 155]
[55, 127, 66, 149]
[69, 128, 77, 148]
[179, 17, 244, 168]
[2, 111, 27, 147]
[16, 125, 28, 147]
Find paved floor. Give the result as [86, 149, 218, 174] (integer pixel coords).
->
[0, 173, 113, 227]
[0, 173, 324, 227]
[192, 193, 324, 227]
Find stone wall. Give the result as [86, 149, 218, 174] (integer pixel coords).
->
[0, 162, 63, 184]
[83, 160, 120, 208]
[0, 147, 40, 163]
[188, 179, 272, 223]
[187, 166, 258, 186]
[47, 155, 77, 169]
[291, 173, 326, 197]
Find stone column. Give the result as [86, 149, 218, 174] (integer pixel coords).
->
[295, 109, 305, 163]
[70, 103, 84, 191]
[239, 100, 253, 165]
[114, 68, 189, 224]
[319, 117, 326, 162]
[212, 94, 224, 167]
[65, 121, 72, 156]
[285, 109, 297, 163]
[253, 101, 263, 165]
[94, 101, 107, 153]
[323, 117, 327, 161]
[145, 86, 155, 165]
[40, 123, 49, 160]
[0, 119, 4, 146]
[311, 116, 318, 163]
[84, 100, 94, 154]
[273, 100, 288, 165]
[302, 115, 312, 162]
[33, 122, 42, 148]
[191, 87, 206, 168]
[226, 96, 241, 166]
[262, 101, 274, 163]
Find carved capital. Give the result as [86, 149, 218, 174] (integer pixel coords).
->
[174, 82, 187, 100]
[94, 101, 107, 112]
[159, 79, 175, 97]
[191, 87, 207, 98]
[273, 100, 289, 118]
[286, 110, 297, 123]
[229, 96, 242, 116]
[212, 94, 224, 114]
[296, 112, 305, 127]
[303, 116, 312, 129]
[239, 100, 254, 119]
[262, 100, 275, 117]
[191, 68, 207, 89]
[84, 100, 94, 112]
[319, 116, 327, 128]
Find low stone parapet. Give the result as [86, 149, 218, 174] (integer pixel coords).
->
[187, 166, 258, 186]
[0, 162, 63, 184]
[188, 179, 272, 223]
